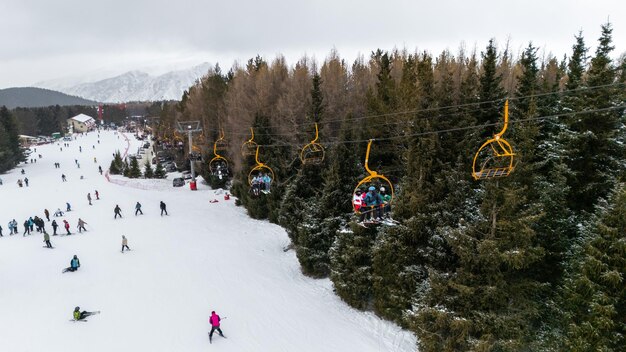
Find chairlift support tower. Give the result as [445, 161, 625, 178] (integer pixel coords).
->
[176, 121, 202, 185]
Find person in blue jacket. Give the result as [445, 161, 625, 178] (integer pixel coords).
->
[363, 186, 383, 221]
[63, 255, 81, 273]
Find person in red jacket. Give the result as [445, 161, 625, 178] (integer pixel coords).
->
[63, 220, 71, 235]
[208, 311, 225, 343]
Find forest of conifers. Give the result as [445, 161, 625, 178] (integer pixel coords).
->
[156, 22, 625, 351]
[2, 22, 625, 351]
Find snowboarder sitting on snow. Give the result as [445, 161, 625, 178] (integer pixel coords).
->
[54, 208, 64, 217]
[17, 179, 23, 187]
[63, 255, 80, 273]
[208, 311, 225, 342]
[114, 205, 122, 219]
[73, 307, 98, 321]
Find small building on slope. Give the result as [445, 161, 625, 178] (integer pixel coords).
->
[67, 114, 96, 133]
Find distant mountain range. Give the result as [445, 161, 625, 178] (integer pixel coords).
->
[35, 63, 212, 103]
[0, 87, 97, 109]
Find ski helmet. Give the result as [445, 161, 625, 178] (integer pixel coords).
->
[74, 306, 80, 311]
[380, 187, 385, 192]
[368, 186, 375, 191]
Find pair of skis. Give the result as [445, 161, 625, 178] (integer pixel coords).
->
[357, 217, 399, 228]
[209, 333, 227, 344]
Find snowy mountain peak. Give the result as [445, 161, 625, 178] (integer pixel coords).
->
[35, 63, 212, 103]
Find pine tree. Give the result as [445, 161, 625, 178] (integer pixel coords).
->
[330, 224, 377, 310]
[232, 113, 287, 221]
[277, 71, 331, 276]
[109, 151, 123, 174]
[143, 159, 154, 178]
[122, 159, 130, 177]
[562, 185, 626, 351]
[298, 117, 362, 277]
[0, 120, 12, 172]
[416, 181, 544, 351]
[154, 162, 167, 179]
[566, 31, 588, 91]
[564, 22, 623, 214]
[0, 106, 24, 170]
[364, 50, 401, 172]
[478, 39, 507, 138]
[128, 158, 142, 178]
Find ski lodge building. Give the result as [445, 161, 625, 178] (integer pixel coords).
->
[67, 114, 96, 133]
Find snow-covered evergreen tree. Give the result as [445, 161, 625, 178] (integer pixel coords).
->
[143, 159, 154, 178]
[128, 157, 141, 178]
[562, 185, 626, 351]
[153, 162, 166, 179]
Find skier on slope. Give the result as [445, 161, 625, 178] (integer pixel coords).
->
[160, 201, 167, 216]
[63, 220, 71, 235]
[87, 193, 92, 205]
[95, 190, 99, 200]
[208, 311, 225, 343]
[44, 209, 50, 221]
[8, 219, 17, 235]
[43, 231, 52, 248]
[66, 202, 72, 212]
[114, 205, 122, 219]
[73, 306, 99, 321]
[77, 218, 87, 233]
[23, 219, 30, 236]
[34, 216, 44, 232]
[52, 220, 59, 235]
[121, 235, 130, 252]
[62, 255, 80, 273]
[135, 202, 143, 215]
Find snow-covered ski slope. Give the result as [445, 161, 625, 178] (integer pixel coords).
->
[0, 130, 415, 352]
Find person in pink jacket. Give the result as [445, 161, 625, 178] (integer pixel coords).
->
[208, 311, 225, 343]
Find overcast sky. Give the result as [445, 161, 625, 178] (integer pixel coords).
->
[0, 0, 624, 88]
